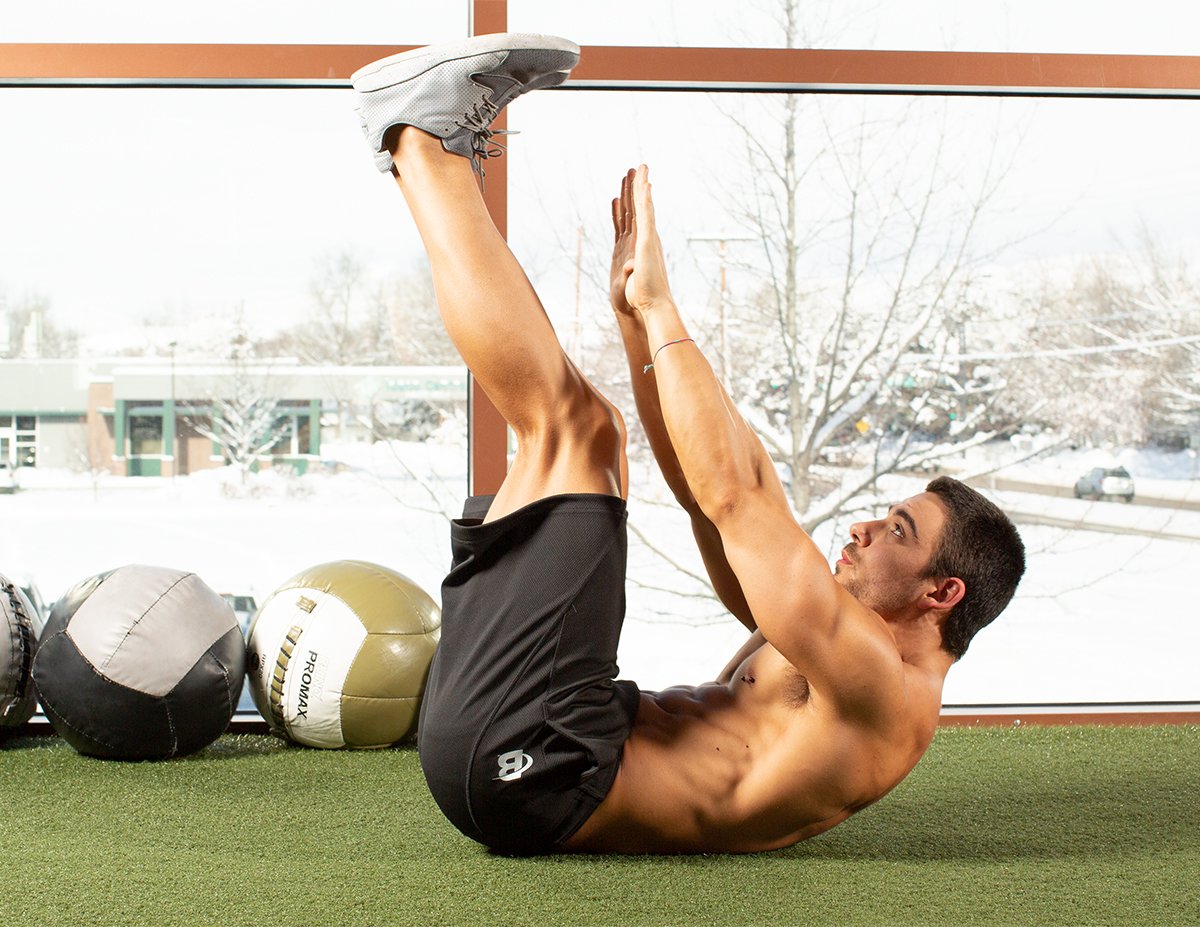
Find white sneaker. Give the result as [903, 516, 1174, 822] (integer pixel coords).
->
[351, 33, 580, 173]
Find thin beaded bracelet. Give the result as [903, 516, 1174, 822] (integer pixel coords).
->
[643, 337, 695, 374]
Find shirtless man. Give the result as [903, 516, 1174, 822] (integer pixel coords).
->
[350, 33, 1026, 856]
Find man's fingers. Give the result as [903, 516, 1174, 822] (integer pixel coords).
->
[613, 168, 639, 240]
[624, 171, 633, 235]
[633, 164, 655, 229]
[632, 165, 659, 260]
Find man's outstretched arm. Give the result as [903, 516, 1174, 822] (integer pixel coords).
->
[622, 165, 904, 711]
[609, 169, 755, 632]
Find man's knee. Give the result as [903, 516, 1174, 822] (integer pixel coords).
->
[593, 394, 627, 462]
[518, 388, 624, 465]
[563, 390, 625, 467]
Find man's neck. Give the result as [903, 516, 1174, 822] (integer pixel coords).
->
[884, 612, 956, 676]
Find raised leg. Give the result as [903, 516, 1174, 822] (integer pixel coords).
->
[389, 127, 627, 521]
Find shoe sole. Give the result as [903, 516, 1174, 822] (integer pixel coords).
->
[351, 33, 580, 93]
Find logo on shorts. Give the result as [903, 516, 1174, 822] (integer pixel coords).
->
[494, 749, 534, 781]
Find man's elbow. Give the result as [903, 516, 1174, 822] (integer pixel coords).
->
[703, 478, 765, 528]
[692, 449, 777, 526]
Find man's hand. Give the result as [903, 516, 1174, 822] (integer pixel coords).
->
[610, 169, 638, 317]
[612, 165, 675, 316]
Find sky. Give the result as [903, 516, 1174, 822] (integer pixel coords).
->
[1, 2, 1199, 353]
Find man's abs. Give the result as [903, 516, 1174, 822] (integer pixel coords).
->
[566, 645, 932, 854]
[566, 682, 838, 853]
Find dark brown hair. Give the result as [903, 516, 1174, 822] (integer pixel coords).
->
[924, 476, 1026, 659]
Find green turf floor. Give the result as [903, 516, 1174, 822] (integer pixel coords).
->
[1, 725, 1197, 927]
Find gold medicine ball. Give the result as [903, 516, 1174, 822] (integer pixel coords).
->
[246, 560, 440, 748]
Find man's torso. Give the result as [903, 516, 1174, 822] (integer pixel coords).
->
[566, 634, 940, 853]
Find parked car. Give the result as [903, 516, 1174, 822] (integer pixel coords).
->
[220, 592, 261, 715]
[0, 462, 15, 494]
[1073, 466, 1134, 502]
[221, 593, 259, 636]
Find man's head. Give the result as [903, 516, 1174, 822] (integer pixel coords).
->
[922, 476, 1025, 659]
[833, 476, 1025, 660]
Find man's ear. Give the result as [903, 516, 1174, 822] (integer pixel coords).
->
[923, 577, 965, 612]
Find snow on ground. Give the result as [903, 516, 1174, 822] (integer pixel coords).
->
[2, 439, 1197, 707]
[3, 441, 467, 604]
[936, 519, 1197, 703]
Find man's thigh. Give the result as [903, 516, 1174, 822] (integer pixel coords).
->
[418, 493, 639, 854]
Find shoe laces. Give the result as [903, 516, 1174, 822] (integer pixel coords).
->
[455, 98, 519, 185]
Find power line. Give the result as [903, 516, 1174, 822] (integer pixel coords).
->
[908, 332, 1200, 364]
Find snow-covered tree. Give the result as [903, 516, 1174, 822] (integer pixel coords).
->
[290, 251, 383, 365]
[383, 261, 460, 366]
[0, 291, 79, 358]
[184, 320, 292, 483]
[712, 1, 1029, 532]
[1000, 246, 1200, 447]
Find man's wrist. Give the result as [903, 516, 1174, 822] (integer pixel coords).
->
[639, 297, 684, 335]
[635, 296, 678, 319]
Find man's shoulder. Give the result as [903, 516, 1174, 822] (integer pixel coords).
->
[762, 628, 940, 744]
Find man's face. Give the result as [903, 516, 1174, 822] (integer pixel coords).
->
[833, 492, 949, 617]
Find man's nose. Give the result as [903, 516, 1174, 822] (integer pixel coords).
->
[850, 522, 869, 546]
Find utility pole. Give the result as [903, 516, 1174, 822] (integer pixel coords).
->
[687, 235, 753, 385]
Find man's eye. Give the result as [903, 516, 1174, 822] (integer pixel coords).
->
[891, 523, 904, 538]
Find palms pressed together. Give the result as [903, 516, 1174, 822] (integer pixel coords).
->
[611, 166, 675, 319]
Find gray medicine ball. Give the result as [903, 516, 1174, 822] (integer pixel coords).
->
[32, 565, 245, 760]
[1, 575, 40, 733]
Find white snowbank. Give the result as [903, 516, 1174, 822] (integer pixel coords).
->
[1, 439, 1196, 705]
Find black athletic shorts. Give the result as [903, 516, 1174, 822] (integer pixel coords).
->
[418, 493, 641, 856]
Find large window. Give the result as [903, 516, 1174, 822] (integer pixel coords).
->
[127, 409, 164, 456]
[0, 415, 38, 468]
[2, 5, 1197, 716]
